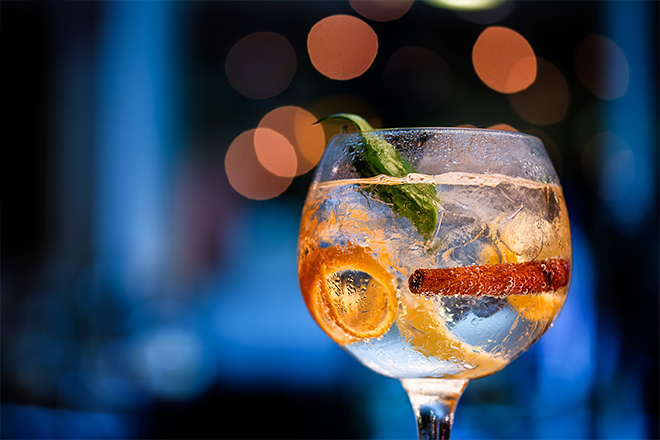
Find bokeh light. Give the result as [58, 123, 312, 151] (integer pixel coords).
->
[225, 128, 293, 200]
[453, 0, 514, 24]
[349, 0, 414, 22]
[575, 34, 629, 100]
[425, 0, 506, 10]
[383, 46, 453, 114]
[508, 58, 570, 125]
[225, 32, 296, 99]
[258, 106, 326, 176]
[307, 15, 378, 80]
[472, 26, 536, 94]
[253, 128, 298, 178]
[487, 123, 518, 132]
[582, 131, 636, 201]
[131, 327, 213, 400]
[4, 2, 658, 439]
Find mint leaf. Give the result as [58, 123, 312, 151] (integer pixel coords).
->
[317, 113, 438, 240]
[316, 113, 374, 131]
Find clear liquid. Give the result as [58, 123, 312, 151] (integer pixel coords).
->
[298, 172, 571, 379]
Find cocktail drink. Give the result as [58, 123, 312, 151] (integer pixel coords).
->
[297, 115, 571, 439]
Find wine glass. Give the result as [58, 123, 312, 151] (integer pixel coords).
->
[297, 121, 572, 440]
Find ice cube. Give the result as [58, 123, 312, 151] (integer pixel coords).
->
[498, 209, 544, 259]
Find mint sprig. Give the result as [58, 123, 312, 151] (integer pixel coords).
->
[317, 113, 438, 241]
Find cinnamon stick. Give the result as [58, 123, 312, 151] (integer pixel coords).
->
[408, 258, 570, 297]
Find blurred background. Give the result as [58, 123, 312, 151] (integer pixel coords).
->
[2, 0, 658, 439]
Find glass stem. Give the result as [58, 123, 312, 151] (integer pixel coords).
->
[401, 378, 469, 440]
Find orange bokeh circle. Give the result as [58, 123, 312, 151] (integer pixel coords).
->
[575, 34, 629, 100]
[508, 58, 570, 126]
[349, 0, 414, 22]
[225, 129, 293, 200]
[258, 106, 326, 175]
[225, 32, 296, 99]
[473, 26, 537, 94]
[253, 128, 298, 178]
[308, 15, 378, 80]
[487, 123, 518, 132]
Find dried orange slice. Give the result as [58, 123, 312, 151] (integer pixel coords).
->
[398, 293, 508, 378]
[508, 292, 565, 322]
[298, 241, 397, 344]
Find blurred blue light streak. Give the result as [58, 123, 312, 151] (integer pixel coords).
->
[2, 403, 138, 440]
[95, 1, 181, 289]
[200, 202, 358, 389]
[602, 1, 656, 229]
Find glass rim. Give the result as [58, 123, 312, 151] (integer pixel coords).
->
[317, 125, 558, 185]
[334, 127, 542, 142]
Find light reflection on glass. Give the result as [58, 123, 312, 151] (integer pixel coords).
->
[524, 128, 563, 177]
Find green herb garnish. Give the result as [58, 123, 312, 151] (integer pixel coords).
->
[317, 113, 438, 241]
